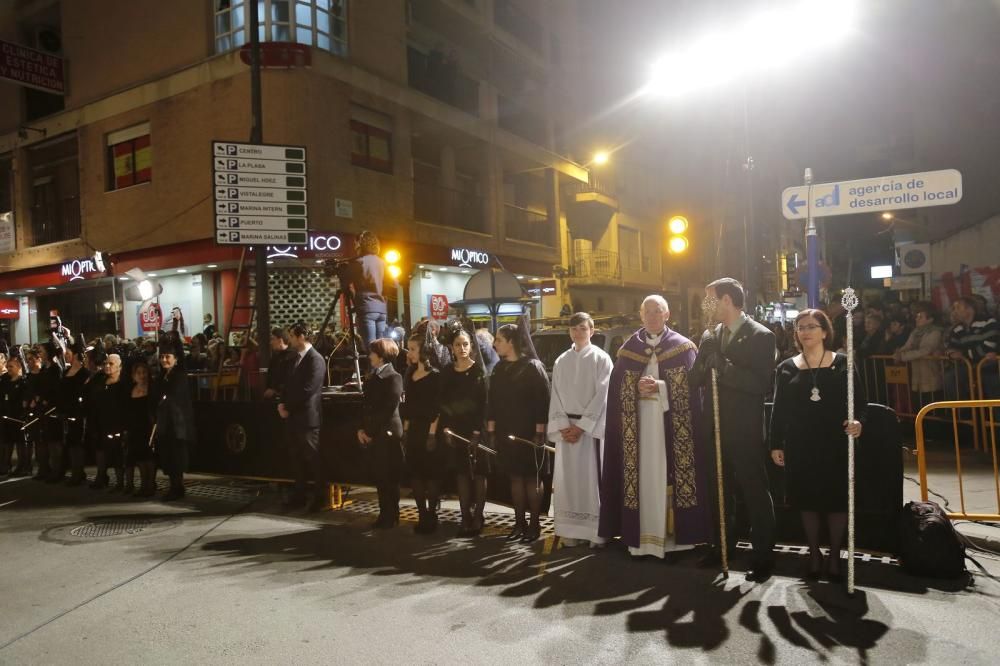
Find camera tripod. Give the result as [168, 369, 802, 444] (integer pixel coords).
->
[318, 288, 365, 392]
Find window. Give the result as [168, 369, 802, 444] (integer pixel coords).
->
[28, 134, 80, 247]
[0, 154, 12, 218]
[106, 123, 152, 191]
[214, 0, 347, 57]
[619, 226, 640, 271]
[350, 106, 392, 173]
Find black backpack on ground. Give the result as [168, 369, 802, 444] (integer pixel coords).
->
[898, 501, 966, 578]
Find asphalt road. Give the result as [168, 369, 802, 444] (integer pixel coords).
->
[2, 475, 1000, 665]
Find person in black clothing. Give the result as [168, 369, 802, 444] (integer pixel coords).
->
[125, 361, 157, 497]
[263, 327, 295, 401]
[1, 356, 28, 476]
[347, 230, 388, 349]
[358, 337, 404, 528]
[770, 309, 866, 582]
[91, 354, 129, 489]
[154, 339, 196, 501]
[689, 278, 778, 582]
[488, 318, 551, 543]
[28, 342, 63, 481]
[278, 321, 328, 512]
[402, 329, 443, 534]
[57, 341, 91, 486]
[440, 327, 489, 536]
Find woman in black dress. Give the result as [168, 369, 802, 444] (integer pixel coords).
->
[402, 330, 443, 534]
[488, 320, 551, 543]
[91, 353, 130, 490]
[1, 356, 28, 476]
[770, 309, 866, 581]
[57, 341, 91, 486]
[358, 338, 404, 528]
[440, 328, 489, 536]
[125, 362, 157, 497]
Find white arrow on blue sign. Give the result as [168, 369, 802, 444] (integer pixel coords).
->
[781, 169, 962, 220]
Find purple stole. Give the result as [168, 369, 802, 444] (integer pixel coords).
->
[598, 327, 711, 547]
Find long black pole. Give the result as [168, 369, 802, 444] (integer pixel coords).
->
[249, 0, 270, 373]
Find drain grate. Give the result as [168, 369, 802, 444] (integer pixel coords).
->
[70, 519, 152, 539]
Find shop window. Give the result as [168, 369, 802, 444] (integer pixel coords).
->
[106, 123, 152, 191]
[28, 134, 80, 247]
[350, 106, 392, 173]
[214, 0, 347, 57]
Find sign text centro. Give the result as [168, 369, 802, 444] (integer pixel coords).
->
[781, 169, 962, 220]
[450, 248, 491, 268]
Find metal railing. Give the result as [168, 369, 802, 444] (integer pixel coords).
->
[977, 357, 1000, 449]
[571, 249, 621, 279]
[503, 203, 551, 245]
[915, 399, 1000, 522]
[414, 180, 487, 233]
[861, 354, 981, 449]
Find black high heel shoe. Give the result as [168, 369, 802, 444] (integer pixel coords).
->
[505, 523, 526, 541]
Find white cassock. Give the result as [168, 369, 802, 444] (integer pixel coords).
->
[548, 342, 614, 544]
[630, 330, 694, 558]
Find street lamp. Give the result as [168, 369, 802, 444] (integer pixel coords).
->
[592, 150, 610, 166]
[641, 1, 858, 300]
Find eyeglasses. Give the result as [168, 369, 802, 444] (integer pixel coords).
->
[796, 324, 822, 333]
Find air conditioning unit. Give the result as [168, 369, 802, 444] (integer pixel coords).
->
[898, 243, 931, 275]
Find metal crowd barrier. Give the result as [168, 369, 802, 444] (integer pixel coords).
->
[862, 354, 981, 450]
[915, 399, 1000, 522]
[977, 358, 1000, 449]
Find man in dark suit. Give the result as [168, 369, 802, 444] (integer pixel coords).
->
[278, 321, 328, 512]
[690, 277, 777, 582]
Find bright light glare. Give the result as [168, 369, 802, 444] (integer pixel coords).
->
[668, 236, 689, 254]
[138, 280, 154, 301]
[387, 264, 402, 280]
[592, 151, 610, 166]
[645, 0, 857, 98]
[384, 249, 401, 264]
[881, 212, 893, 220]
[668, 215, 689, 234]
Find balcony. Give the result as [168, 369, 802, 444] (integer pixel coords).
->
[407, 46, 480, 117]
[414, 180, 487, 233]
[503, 203, 551, 245]
[563, 174, 618, 240]
[493, 0, 544, 53]
[571, 249, 621, 281]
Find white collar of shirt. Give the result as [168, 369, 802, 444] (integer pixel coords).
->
[572, 342, 592, 353]
[726, 312, 748, 337]
[296, 343, 312, 362]
[646, 329, 665, 343]
[374, 362, 393, 378]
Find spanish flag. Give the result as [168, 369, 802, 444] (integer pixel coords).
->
[113, 135, 152, 189]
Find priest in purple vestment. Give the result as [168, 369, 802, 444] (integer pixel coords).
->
[598, 295, 712, 557]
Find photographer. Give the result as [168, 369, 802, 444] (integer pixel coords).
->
[346, 230, 388, 349]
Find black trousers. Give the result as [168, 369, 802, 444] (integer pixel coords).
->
[706, 438, 777, 565]
[369, 434, 403, 516]
[158, 436, 190, 481]
[289, 427, 325, 501]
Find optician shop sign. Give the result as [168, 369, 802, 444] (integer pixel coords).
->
[265, 233, 351, 260]
[450, 248, 491, 268]
[0, 298, 19, 319]
[60, 252, 107, 282]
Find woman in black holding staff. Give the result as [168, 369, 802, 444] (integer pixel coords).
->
[439, 327, 489, 537]
[358, 337, 404, 528]
[402, 329, 443, 534]
[126, 361, 157, 497]
[770, 309, 866, 582]
[1, 356, 28, 476]
[487, 317, 551, 543]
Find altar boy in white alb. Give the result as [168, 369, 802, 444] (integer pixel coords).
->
[548, 312, 614, 546]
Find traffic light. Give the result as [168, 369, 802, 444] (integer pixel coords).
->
[667, 215, 689, 254]
[384, 248, 402, 281]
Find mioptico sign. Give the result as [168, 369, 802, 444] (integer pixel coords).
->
[450, 248, 491, 268]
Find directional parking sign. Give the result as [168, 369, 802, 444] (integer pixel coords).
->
[781, 169, 962, 220]
[212, 141, 309, 245]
